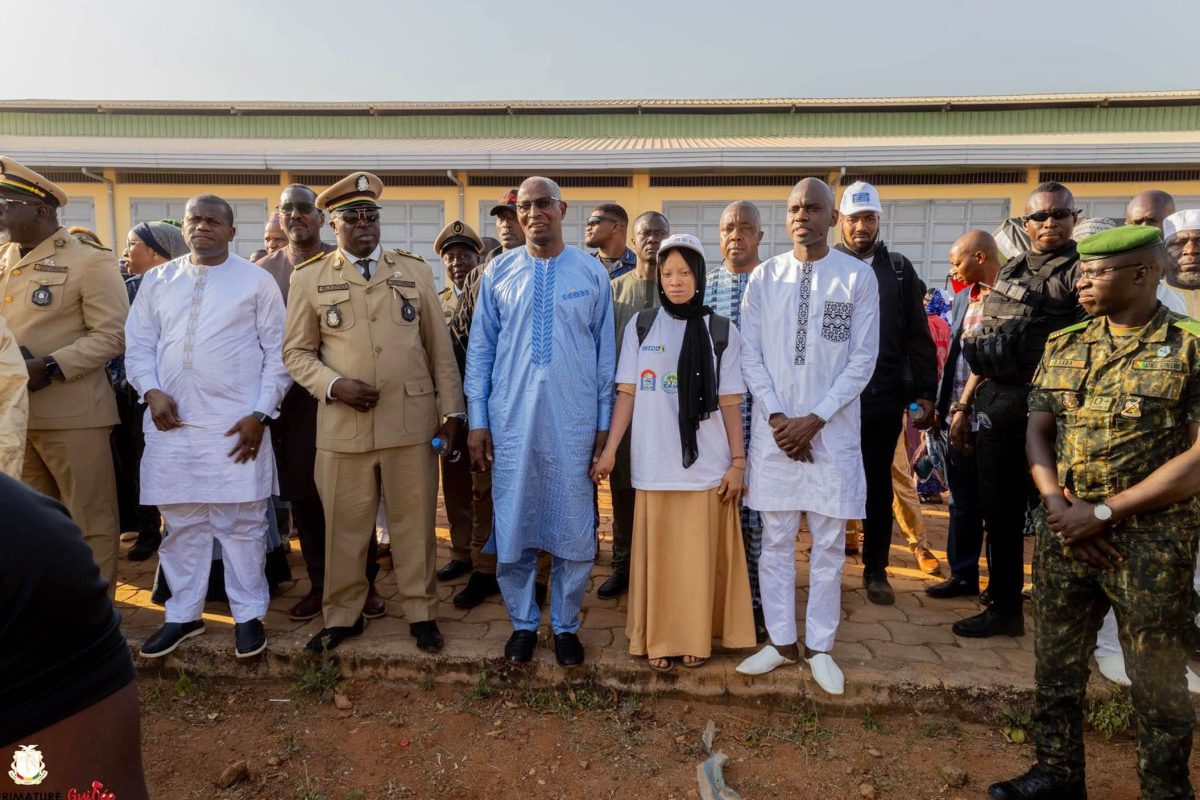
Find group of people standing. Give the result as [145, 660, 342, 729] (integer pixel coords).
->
[5, 152, 1200, 798]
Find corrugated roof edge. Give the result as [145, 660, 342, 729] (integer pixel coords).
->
[1, 91, 1199, 116]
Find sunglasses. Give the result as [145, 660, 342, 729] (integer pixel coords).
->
[586, 216, 618, 227]
[1022, 208, 1080, 223]
[334, 209, 380, 225]
[515, 197, 560, 214]
[278, 201, 317, 214]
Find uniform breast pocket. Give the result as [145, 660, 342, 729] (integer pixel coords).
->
[820, 301, 853, 343]
[23, 271, 69, 310]
[318, 290, 356, 332]
[1118, 365, 1186, 426]
[390, 288, 420, 326]
[1036, 366, 1086, 414]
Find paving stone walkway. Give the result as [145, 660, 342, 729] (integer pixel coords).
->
[116, 487, 1041, 714]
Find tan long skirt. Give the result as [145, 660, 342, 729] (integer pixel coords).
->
[626, 487, 757, 659]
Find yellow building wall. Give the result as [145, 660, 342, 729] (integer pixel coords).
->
[57, 173, 1200, 253]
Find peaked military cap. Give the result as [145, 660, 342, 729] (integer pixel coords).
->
[434, 220, 483, 255]
[1076, 224, 1163, 262]
[315, 172, 383, 212]
[0, 155, 67, 207]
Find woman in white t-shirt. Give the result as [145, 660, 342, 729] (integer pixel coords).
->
[591, 234, 756, 671]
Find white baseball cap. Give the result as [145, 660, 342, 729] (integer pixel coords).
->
[657, 233, 706, 261]
[839, 181, 882, 216]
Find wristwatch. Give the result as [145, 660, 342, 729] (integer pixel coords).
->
[42, 355, 63, 380]
[949, 401, 971, 414]
[1093, 502, 1113, 523]
[252, 411, 272, 426]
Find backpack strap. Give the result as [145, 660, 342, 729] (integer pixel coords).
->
[635, 307, 659, 345]
[708, 313, 731, 393]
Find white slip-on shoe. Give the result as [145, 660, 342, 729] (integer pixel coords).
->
[805, 653, 845, 696]
[1186, 666, 1200, 695]
[1096, 653, 1132, 687]
[736, 645, 797, 676]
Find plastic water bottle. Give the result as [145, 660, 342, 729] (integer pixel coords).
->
[432, 437, 462, 463]
[908, 402, 929, 425]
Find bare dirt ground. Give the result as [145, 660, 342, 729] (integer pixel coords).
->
[139, 669, 1173, 800]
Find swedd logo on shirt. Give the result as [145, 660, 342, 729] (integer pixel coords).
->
[640, 344, 665, 352]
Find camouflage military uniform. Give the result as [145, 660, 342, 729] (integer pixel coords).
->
[1028, 304, 1200, 799]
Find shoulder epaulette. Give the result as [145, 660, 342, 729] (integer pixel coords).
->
[393, 247, 426, 262]
[1172, 317, 1200, 337]
[293, 252, 326, 271]
[1048, 321, 1090, 340]
[79, 239, 111, 251]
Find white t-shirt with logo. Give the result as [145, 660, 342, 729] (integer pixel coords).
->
[614, 312, 746, 491]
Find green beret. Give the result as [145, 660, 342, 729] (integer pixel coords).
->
[1076, 224, 1163, 262]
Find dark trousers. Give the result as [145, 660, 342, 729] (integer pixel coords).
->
[974, 381, 1034, 615]
[111, 388, 161, 538]
[441, 451, 474, 565]
[609, 428, 635, 573]
[292, 491, 378, 592]
[860, 398, 906, 575]
[946, 444, 986, 583]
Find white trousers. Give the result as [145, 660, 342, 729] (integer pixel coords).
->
[1095, 547, 1200, 658]
[759, 510, 846, 653]
[159, 500, 270, 624]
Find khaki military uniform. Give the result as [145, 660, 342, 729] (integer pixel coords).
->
[0, 227, 128, 589]
[283, 248, 464, 627]
[1028, 306, 1200, 798]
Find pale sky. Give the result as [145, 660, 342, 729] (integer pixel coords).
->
[7, 0, 1196, 102]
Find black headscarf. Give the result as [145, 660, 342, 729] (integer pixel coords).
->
[657, 246, 718, 469]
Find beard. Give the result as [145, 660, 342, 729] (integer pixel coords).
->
[1168, 267, 1200, 290]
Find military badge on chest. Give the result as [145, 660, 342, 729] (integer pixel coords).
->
[325, 305, 343, 328]
[1120, 397, 1143, 418]
[31, 285, 53, 306]
[1061, 392, 1080, 410]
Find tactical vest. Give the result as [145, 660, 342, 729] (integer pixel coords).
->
[962, 248, 1081, 384]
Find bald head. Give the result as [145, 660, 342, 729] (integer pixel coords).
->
[948, 230, 1001, 287]
[1126, 190, 1176, 230]
[785, 178, 837, 252]
[519, 176, 562, 201]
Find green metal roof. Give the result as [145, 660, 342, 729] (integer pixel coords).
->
[3, 104, 1200, 140]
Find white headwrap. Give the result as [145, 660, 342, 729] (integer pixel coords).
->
[1163, 209, 1200, 243]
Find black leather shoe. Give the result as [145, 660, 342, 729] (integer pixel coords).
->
[454, 572, 500, 609]
[234, 619, 266, 658]
[597, 570, 628, 599]
[410, 620, 444, 653]
[505, 629, 538, 663]
[305, 617, 365, 653]
[554, 632, 585, 666]
[925, 575, 980, 599]
[535, 582, 549, 608]
[127, 531, 162, 561]
[436, 559, 472, 582]
[140, 620, 205, 658]
[988, 765, 1086, 799]
[953, 607, 1025, 638]
[863, 572, 895, 605]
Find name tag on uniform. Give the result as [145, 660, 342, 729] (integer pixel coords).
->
[1132, 359, 1185, 372]
[318, 283, 350, 293]
[1048, 358, 1087, 369]
[34, 262, 68, 273]
[1086, 396, 1115, 412]
[387, 276, 416, 288]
